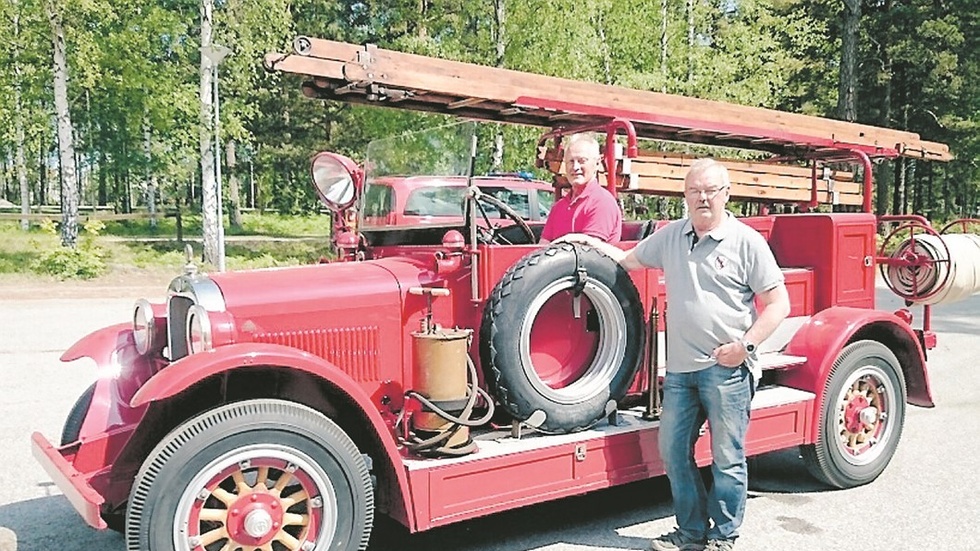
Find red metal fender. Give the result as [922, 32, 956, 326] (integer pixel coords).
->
[129, 342, 417, 530]
[59, 323, 157, 444]
[61, 323, 131, 364]
[781, 307, 934, 442]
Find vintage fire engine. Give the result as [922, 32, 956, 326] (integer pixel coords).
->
[32, 37, 980, 551]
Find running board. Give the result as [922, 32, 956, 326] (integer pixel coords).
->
[653, 351, 808, 379]
[757, 351, 808, 371]
[400, 384, 815, 531]
[402, 385, 815, 470]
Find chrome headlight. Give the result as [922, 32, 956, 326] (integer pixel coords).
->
[186, 305, 213, 355]
[133, 299, 157, 356]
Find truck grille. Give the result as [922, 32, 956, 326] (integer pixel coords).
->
[253, 326, 381, 381]
[168, 295, 194, 360]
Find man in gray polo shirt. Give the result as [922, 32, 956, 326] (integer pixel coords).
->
[558, 158, 790, 551]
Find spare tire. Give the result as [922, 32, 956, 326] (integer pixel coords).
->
[480, 243, 645, 433]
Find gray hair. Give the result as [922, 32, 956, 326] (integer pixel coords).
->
[685, 158, 730, 188]
[563, 133, 602, 159]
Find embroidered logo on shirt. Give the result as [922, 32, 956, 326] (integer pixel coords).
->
[715, 256, 727, 270]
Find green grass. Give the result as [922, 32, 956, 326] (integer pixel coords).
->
[100, 212, 329, 238]
[0, 214, 333, 280]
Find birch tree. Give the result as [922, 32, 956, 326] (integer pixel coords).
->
[46, 0, 79, 248]
[200, 0, 219, 266]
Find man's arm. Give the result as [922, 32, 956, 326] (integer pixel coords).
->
[744, 284, 791, 346]
[553, 233, 645, 271]
[713, 283, 791, 367]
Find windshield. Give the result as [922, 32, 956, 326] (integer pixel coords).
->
[359, 121, 553, 230]
[361, 121, 474, 230]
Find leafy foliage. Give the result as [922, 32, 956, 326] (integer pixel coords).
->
[0, 0, 977, 231]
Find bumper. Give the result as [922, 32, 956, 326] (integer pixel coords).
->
[30, 432, 107, 530]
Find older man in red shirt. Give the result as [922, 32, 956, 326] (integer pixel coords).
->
[539, 134, 622, 244]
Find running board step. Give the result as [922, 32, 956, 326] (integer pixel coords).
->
[403, 385, 815, 470]
[757, 352, 808, 370]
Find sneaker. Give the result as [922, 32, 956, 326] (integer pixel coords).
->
[706, 538, 735, 551]
[649, 529, 707, 551]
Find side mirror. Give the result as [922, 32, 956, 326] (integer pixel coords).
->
[310, 152, 362, 211]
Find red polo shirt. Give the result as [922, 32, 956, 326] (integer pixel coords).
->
[541, 180, 622, 243]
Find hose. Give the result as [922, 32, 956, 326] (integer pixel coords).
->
[396, 352, 495, 457]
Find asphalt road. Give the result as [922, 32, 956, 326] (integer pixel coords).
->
[1, 285, 977, 551]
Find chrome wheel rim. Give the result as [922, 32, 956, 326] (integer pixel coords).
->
[173, 444, 337, 551]
[833, 365, 897, 466]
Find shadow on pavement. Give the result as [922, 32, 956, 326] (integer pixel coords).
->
[369, 476, 676, 551]
[0, 496, 122, 551]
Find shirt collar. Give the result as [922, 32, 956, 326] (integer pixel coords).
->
[569, 178, 602, 204]
[684, 210, 735, 242]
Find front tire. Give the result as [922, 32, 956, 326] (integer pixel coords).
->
[125, 399, 374, 551]
[60, 382, 96, 446]
[802, 340, 907, 488]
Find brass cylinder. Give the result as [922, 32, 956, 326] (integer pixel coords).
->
[412, 328, 472, 446]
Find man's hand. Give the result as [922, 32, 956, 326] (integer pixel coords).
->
[554, 233, 641, 270]
[712, 341, 749, 368]
[553, 233, 603, 247]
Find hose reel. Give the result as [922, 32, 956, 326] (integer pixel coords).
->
[879, 217, 980, 305]
[396, 287, 494, 458]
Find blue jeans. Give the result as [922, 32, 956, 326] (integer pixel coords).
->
[659, 364, 754, 541]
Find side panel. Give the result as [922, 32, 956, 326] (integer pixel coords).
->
[769, 213, 877, 312]
[406, 400, 809, 531]
[835, 222, 875, 309]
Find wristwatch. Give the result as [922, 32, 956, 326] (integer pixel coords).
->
[740, 339, 757, 355]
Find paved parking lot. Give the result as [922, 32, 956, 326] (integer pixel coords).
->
[1, 286, 977, 551]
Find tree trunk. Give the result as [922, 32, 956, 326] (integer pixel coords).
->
[661, 0, 669, 93]
[98, 148, 107, 206]
[686, 0, 694, 90]
[837, 0, 860, 121]
[38, 136, 46, 205]
[226, 139, 242, 229]
[200, 0, 219, 266]
[47, 1, 79, 248]
[417, 0, 427, 39]
[892, 158, 906, 215]
[595, 9, 612, 85]
[13, 4, 31, 230]
[876, 33, 892, 215]
[491, 0, 506, 171]
[143, 118, 157, 227]
[891, 102, 909, 215]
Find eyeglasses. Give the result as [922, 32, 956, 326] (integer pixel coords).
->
[685, 186, 729, 200]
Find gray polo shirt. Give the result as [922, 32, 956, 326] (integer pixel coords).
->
[633, 211, 784, 379]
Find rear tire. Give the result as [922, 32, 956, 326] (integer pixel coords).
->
[125, 399, 374, 551]
[802, 340, 906, 488]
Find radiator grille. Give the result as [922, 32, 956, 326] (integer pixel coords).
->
[253, 326, 381, 381]
[168, 295, 194, 360]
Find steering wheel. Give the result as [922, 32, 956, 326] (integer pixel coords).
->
[470, 191, 537, 245]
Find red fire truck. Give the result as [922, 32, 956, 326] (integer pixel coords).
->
[32, 37, 979, 551]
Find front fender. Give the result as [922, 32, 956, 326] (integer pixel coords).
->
[129, 342, 417, 528]
[781, 307, 933, 441]
[59, 323, 158, 443]
[61, 323, 131, 364]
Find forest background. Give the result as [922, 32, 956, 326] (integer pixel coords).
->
[0, 0, 977, 266]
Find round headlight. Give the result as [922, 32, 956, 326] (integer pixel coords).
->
[186, 305, 213, 355]
[133, 299, 156, 356]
